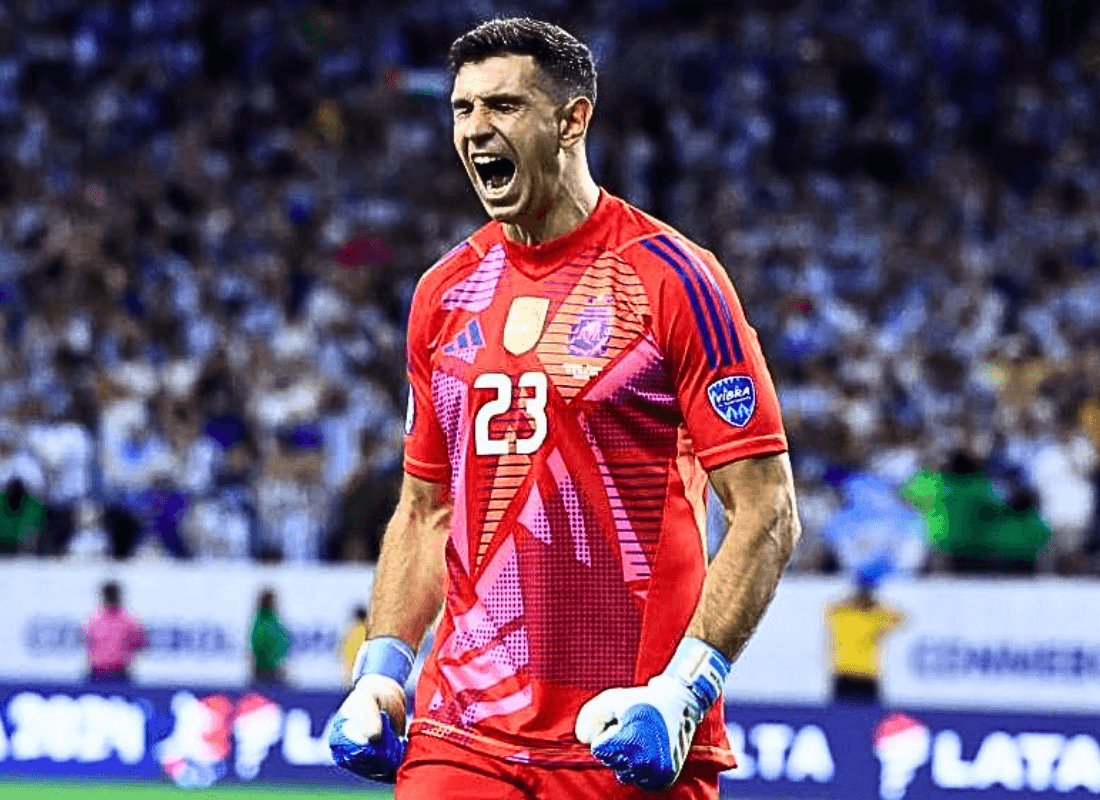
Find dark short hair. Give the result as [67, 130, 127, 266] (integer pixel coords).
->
[448, 17, 597, 106]
[102, 581, 121, 606]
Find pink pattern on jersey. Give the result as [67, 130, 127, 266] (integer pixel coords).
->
[437, 537, 532, 722]
[477, 536, 523, 622]
[443, 539, 525, 658]
[442, 643, 518, 691]
[580, 425, 651, 588]
[432, 370, 472, 571]
[578, 336, 680, 578]
[440, 622, 529, 693]
[517, 483, 551, 544]
[441, 244, 506, 312]
[518, 479, 641, 690]
[582, 333, 673, 406]
[461, 686, 534, 726]
[547, 449, 591, 565]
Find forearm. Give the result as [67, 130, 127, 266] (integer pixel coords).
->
[577, 455, 799, 788]
[686, 454, 800, 661]
[366, 477, 451, 649]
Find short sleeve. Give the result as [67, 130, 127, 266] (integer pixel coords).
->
[643, 235, 787, 470]
[402, 276, 451, 484]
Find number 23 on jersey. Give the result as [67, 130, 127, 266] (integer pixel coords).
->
[473, 371, 548, 456]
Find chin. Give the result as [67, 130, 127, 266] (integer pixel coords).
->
[479, 194, 526, 223]
[484, 206, 520, 223]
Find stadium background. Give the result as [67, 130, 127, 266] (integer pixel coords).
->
[0, 0, 1098, 798]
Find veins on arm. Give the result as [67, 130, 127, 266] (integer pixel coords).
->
[366, 473, 453, 650]
[686, 452, 801, 662]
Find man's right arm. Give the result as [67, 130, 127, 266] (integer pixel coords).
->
[329, 472, 451, 783]
[365, 472, 452, 650]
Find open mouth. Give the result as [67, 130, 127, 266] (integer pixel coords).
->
[472, 155, 516, 192]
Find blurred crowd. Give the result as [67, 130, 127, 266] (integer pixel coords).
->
[0, 0, 1097, 573]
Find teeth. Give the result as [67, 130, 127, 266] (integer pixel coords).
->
[471, 154, 515, 193]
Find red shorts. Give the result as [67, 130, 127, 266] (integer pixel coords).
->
[395, 733, 721, 800]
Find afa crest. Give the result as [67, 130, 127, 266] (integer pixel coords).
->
[707, 375, 756, 427]
[568, 295, 614, 357]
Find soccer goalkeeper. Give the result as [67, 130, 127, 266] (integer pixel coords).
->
[328, 17, 800, 799]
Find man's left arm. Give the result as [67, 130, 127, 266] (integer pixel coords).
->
[576, 452, 799, 790]
[687, 451, 800, 660]
[577, 238, 799, 789]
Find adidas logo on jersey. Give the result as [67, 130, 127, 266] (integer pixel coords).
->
[442, 319, 485, 363]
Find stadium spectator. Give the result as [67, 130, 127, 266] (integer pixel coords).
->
[26, 413, 93, 554]
[83, 580, 147, 682]
[825, 574, 904, 704]
[0, 477, 46, 555]
[904, 449, 1051, 573]
[249, 587, 293, 685]
[0, 440, 47, 509]
[1080, 395, 1100, 565]
[823, 472, 928, 582]
[66, 500, 111, 559]
[340, 605, 368, 685]
[324, 429, 402, 561]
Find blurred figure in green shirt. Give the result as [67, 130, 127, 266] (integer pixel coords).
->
[249, 587, 293, 685]
[904, 450, 1049, 573]
[0, 478, 46, 555]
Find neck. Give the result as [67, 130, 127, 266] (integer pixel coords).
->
[503, 159, 600, 246]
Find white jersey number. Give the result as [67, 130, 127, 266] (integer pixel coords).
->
[473, 371, 548, 456]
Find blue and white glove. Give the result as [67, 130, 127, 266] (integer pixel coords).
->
[575, 638, 731, 791]
[328, 637, 414, 783]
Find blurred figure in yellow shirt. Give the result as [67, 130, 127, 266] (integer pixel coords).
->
[340, 605, 368, 685]
[826, 575, 904, 704]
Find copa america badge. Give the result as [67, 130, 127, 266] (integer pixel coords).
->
[707, 375, 756, 427]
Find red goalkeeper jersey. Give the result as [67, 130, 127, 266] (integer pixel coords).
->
[403, 190, 787, 768]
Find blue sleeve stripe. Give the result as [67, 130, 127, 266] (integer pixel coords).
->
[665, 236, 745, 364]
[647, 236, 730, 365]
[640, 238, 718, 368]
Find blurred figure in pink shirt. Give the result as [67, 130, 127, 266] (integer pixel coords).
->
[83, 581, 147, 682]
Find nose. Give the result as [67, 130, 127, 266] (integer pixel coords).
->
[462, 104, 494, 144]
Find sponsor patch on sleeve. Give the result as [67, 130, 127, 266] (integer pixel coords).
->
[707, 375, 756, 427]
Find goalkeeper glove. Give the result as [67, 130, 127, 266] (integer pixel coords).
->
[328, 637, 414, 783]
[575, 637, 731, 791]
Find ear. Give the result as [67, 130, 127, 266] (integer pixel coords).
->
[559, 96, 593, 148]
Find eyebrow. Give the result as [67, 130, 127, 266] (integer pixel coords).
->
[451, 91, 527, 109]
